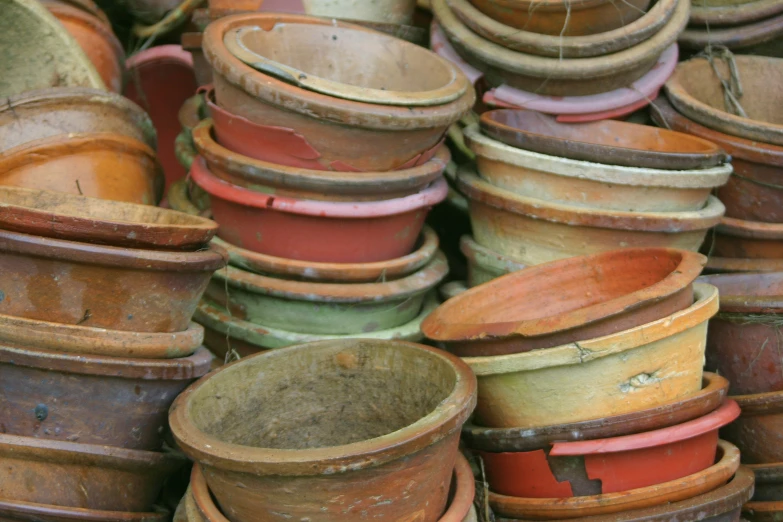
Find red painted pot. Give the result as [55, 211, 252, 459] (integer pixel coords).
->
[190, 156, 447, 263]
[477, 400, 740, 498]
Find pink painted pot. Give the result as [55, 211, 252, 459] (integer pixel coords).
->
[190, 156, 448, 263]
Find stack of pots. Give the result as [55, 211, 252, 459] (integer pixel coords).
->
[453, 108, 730, 287]
[429, 0, 689, 121]
[0, 186, 226, 521]
[422, 248, 757, 521]
[185, 12, 476, 356]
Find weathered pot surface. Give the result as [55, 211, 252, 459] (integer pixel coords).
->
[460, 235, 526, 287]
[169, 339, 476, 522]
[0, 499, 168, 522]
[743, 501, 783, 522]
[705, 256, 783, 273]
[748, 462, 783, 501]
[722, 388, 783, 463]
[713, 217, 783, 259]
[678, 12, 783, 53]
[690, 0, 783, 26]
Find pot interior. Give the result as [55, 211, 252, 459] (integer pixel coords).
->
[187, 340, 457, 449]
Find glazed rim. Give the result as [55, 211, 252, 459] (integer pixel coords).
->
[431, 0, 689, 78]
[169, 339, 477, 475]
[193, 117, 450, 193]
[457, 167, 726, 231]
[690, 0, 783, 25]
[463, 283, 718, 376]
[698, 272, 783, 312]
[202, 13, 475, 130]
[718, 216, 783, 239]
[0, 499, 168, 522]
[730, 388, 783, 416]
[464, 124, 732, 188]
[459, 235, 526, 274]
[680, 9, 783, 47]
[191, 156, 449, 218]
[422, 247, 706, 341]
[211, 251, 449, 303]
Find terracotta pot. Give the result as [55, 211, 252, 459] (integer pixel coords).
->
[214, 225, 439, 283]
[0, 133, 163, 205]
[722, 389, 783, 463]
[665, 56, 783, 147]
[749, 462, 783, 501]
[464, 124, 731, 212]
[690, 0, 783, 25]
[194, 115, 449, 201]
[0, 228, 225, 333]
[488, 439, 740, 519]
[432, 0, 687, 96]
[0, 500, 168, 522]
[423, 248, 704, 357]
[0, 345, 211, 450]
[206, 252, 448, 334]
[705, 256, 783, 273]
[169, 339, 477, 522]
[0, 433, 183, 511]
[203, 13, 474, 172]
[679, 12, 783, 53]
[0, 87, 156, 153]
[191, 156, 447, 263]
[744, 501, 783, 522]
[699, 272, 783, 394]
[457, 166, 725, 266]
[713, 217, 783, 259]
[460, 235, 525, 287]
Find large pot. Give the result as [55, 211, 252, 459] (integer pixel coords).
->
[723, 389, 783, 463]
[170, 339, 477, 522]
[713, 217, 783, 259]
[0, 500, 168, 522]
[460, 235, 525, 287]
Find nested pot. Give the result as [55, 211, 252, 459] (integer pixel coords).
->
[461, 282, 717, 428]
[203, 13, 474, 172]
[0, 500, 168, 522]
[423, 248, 704, 357]
[679, 12, 783, 53]
[432, 0, 687, 96]
[206, 252, 448, 335]
[713, 217, 783, 259]
[749, 462, 783, 501]
[460, 235, 525, 287]
[722, 389, 783, 463]
[0, 87, 155, 153]
[690, 0, 783, 26]
[464, 123, 731, 212]
[457, 167, 725, 266]
[169, 339, 477, 522]
[191, 156, 447, 263]
[0, 433, 184, 511]
[0, 228, 226, 333]
[0, 133, 163, 205]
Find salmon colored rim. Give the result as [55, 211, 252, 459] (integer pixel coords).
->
[0, 498, 168, 522]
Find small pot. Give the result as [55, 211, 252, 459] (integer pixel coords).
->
[457, 166, 725, 266]
[169, 339, 476, 522]
[423, 248, 704, 357]
[191, 156, 447, 263]
[749, 462, 783, 501]
[690, 0, 783, 25]
[0, 500, 168, 522]
[464, 123, 731, 212]
[713, 217, 783, 259]
[705, 256, 783, 273]
[665, 55, 783, 147]
[206, 252, 448, 334]
[460, 235, 525, 287]
[679, 12, 783, 53]
[722, 389, 783, 463]
[0, 434, 184, 511]
[0, 228, 226, 333]
[0, 133, 163, 205]
[0, 345, 212, 450]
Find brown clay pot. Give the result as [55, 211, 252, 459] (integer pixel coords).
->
[705, 257, 783, 273]
[749, 462, 783, 501]
[203, 13, 474, 172]
[423, 248, 704, 357]
[0, 133, 163, 205]
[169, 339, 477, 522]
[0, 228, 225, 333]
[0, 500, 168, 522]
[679, 12, 783, 53]
[722, 389, 783, 463]
[713, 217, 783, 259]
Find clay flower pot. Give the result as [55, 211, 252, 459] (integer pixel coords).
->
[460, 235, 525, 287]
[690, 0, 783, 25]
[432, 0, 687, 96]
[665, 56, 783, 146]
[722, 389, 783, 463]
[0, 228, 225, 333]
[0, 133, 163, 205]
[457, 166, 725, 266]
[0, 344, 212, 450]
[203, 13, 474, 172]
[423, 248, 704, 357]
[713, 217, 783, 259]
[748, 462, 783, 501]
[679, 12, 783, 53]
[206, 252, 448, 335]
[0, 433, 184, 511]
[0, 87, 156, 153]
[191, 157, 447, 263]
[464, 124, 731, 212]
[193, 116, 449, 201]
[0, 500, 168, 522]
[699, 272, 783, 394]
[462, 282, 717, 428]
[169, 339, 477, 522]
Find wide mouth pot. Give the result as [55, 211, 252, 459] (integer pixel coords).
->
[698, 272, 783, 312]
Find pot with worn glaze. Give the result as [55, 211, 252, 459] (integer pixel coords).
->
[460, 235, 525, 287]
[713, 217, 783, 259]
[0, 500, 168, 522]
[169, 339, 477, 522]
[723, 389, 783, 463]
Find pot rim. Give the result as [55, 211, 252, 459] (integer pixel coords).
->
[690, 0, 783, 25]
[202, 13, 475, 130]
[457, 166, 726, 231]
[747, 461, 783, 483]
[126, 43, 193, 69]
[459, 235, 526, 274]
[464, 123, 732, 187]
[679, 11, 783, 49]
[718, 216, 783, 239]
[422, 248, 705, 341]
[743, 500, 783, 514]
[698, 272, 783, 311]
[45, 2, 125, 68]
[731, 388, 783, 415]
[463, 283, 718, 376]
[179, 93, 206, 133]
[705, 255, 783, 273]
[469, 0, 633, 11]
[169, 339, 477, 476]
[0, 498, 169, 522]
[0, 131, 156, 165]
[191, 156, 448, 217]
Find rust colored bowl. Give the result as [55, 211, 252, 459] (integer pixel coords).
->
[0, 133, 163, 205]
[0, 499, 168, 522]
[749, 462, 783, 501]
[713, 217, 783, 259]
[0, 186, 217, 250]
[722, 389, 783, 464]
[423, 248, 704, 356]
[0, 229, 225, 332]
[679, 11, 783, 53]
[190, 156, 447, 263]
[0, 434, 184, 511]
[0, 344, 212, 451]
